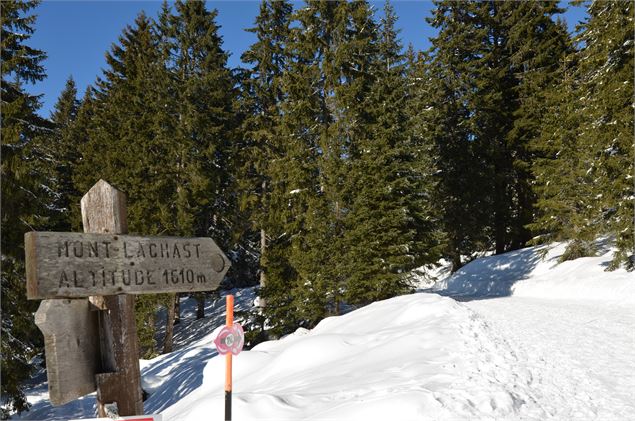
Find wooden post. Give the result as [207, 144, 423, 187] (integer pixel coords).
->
[81, 180, 143, 416]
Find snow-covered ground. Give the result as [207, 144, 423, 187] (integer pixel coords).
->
[16, 240, 635, 420]
[432, 239, 634, 305]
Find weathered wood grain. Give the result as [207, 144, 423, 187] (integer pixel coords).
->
[82, 180, 144, 417]
[34, 299, 99, 406]
[94, 295, 143, 416]
[81, 179, 127, 234]
[25, 231, 230, 299]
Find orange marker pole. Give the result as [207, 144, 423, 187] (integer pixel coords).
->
[225, 295, 234, 421]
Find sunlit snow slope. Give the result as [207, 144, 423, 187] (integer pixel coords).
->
[17, 240, 635, 420]
[162, 293, 542, 421]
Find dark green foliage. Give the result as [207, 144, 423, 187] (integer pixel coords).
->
[238, 0, 293, 285]
[575, 1, 634, 269]
[72, 2, 240, 355]
[343, 2, 441, 306]
[532, 67, 582, 230]
[528, 47, 597, 253]
[257, 0, 445, 331]
[261, 0, 382, 327]
[238, 0, 293, 340]
[530, 1, 634, 270]
[504, 2, 569, 250]
[46, 76, 82, 231]
[425, 0, 568, 265]
[559, 239, 596, 263]
[1, 0, 49, 416]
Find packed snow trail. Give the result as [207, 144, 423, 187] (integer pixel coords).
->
[464, 297, 635, 420]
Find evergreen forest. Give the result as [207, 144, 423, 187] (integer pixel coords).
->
[1, 0, 633, 416]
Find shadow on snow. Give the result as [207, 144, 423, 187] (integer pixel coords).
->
[422, 245, 552, 302]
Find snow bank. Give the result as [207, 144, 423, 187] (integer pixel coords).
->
[16, 289, 255, 421]
[160, 293, 542, 421]
[433, 240, 634, 306]
[17, 240, 633, 420]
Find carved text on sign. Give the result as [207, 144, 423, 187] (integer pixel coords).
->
[26, 232, 230, 299]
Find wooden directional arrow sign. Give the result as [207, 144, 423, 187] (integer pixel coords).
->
[25, 232, 230, 299]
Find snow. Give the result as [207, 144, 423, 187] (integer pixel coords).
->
[464, 297, 635, 419]
[162, 293, 539, 421]
[433, 239, 634, 306]
[410, 258, 453, 289]
[15, 240, 635, 420]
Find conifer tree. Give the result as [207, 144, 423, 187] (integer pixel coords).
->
[424, 2, 493, 269]
[344, 2, 441, 305]
[503, 2, 569, 249]
[157, 0, 238, 244]
[73, 12, 173, 357]
[1, 0, 49, 415]
[259, 0, 328, 334]
[239, 0, 292, 303]
[157, 0, 242, 348]
[272, 1, 387, 324]
[531, 1, 633, 269]
[426, 0, 569, 262]
[297, 0, 380, 315]
[529, 50, 591, 255]
[572, 0, 633, 268]
[580, 0, 633, 269]
[47, 76, 82, 231]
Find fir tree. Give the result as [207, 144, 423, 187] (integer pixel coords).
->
[1, 0, 49, 416]
[344, 2, 441, 305]
[295, 0, 380, 315]
[527, 31, 602, 262]
[158, 0, 242, 348]
[529, 49, 592, 255]
[426, 0, 569, 262]
[46, 76, 82, 231]
[277, 1, 383, 323]
[424, 3, 493, 269]
[531, 1, 633, 269]
[503, 1, 569, 249]
[73, 12, 173, 357]
[237, 0, 293, 342]
[239, 0, 293, 306]
[574, 0, 634, 268]
[259, 0, 328, 334]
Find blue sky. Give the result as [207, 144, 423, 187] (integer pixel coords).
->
[26, 1, 587, 118]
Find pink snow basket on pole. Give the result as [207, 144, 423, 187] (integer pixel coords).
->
[214, 323, 244, 356]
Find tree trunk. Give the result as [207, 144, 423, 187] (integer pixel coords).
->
[196, 293, 205, 320]
[174, 293, 181, 325]
[259, 226, 267, 308]
[494, 173, 507, 255]
[162, 293, 176, 354]
[450, 248, 463, 273]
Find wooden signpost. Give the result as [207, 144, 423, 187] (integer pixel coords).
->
[25, 232, 229, 299]
[26, 180, 231, 417]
